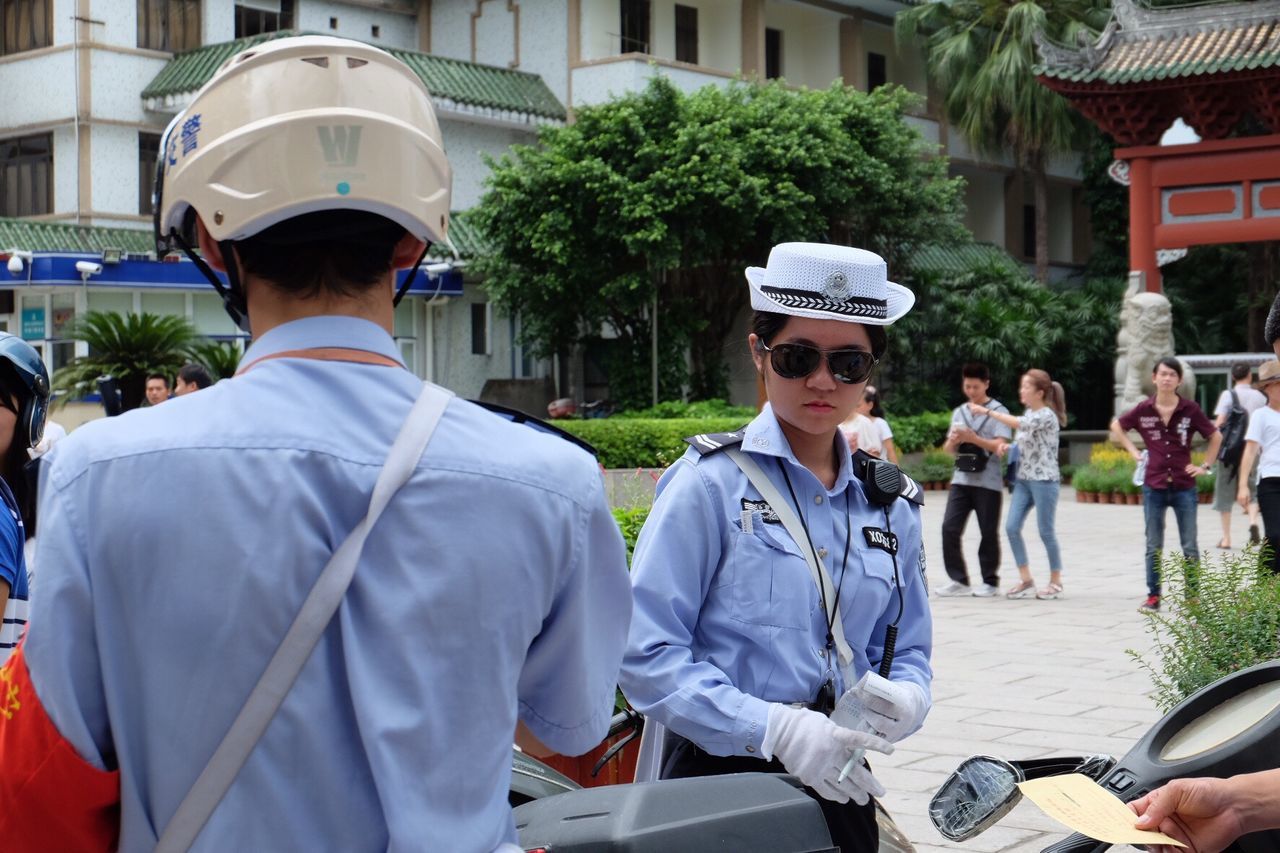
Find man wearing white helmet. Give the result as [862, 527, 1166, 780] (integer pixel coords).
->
[0, 36, 631, 852]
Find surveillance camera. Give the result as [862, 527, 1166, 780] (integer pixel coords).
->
[6, 256, 22, 275]
[76, 261, 103, 276]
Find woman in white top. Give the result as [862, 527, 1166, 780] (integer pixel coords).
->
[861, 386, 898, 464]
[969, 369, 1066, 600]
[1237, 360, 1280, 574]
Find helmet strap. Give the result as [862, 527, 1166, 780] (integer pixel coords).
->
[393, 243, 433, 308]
[171, 230, 251, 334]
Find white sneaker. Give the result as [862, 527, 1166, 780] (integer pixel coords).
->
[972, 584, 999, 598]
[934, 580, 972, 597]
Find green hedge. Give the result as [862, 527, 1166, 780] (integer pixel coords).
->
[560, 417, 748, 468]
[611, 505, 651, 564]
[886, 411, 953, 454]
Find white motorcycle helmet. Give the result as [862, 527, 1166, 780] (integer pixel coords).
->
[153, 35, 452, 329]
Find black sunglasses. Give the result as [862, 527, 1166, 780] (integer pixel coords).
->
[759, 342, 877, 385]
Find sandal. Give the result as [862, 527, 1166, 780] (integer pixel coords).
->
[1216, 540, 1232, 550]
[1036, 582, 1064, 600]
[1005, 579, 1036, 599]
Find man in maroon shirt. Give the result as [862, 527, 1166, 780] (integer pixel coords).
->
[1110, 357, 1222, 613]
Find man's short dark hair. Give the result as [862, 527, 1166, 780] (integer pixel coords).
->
[233, 210, 408, 299]
[961, 362, 989, 382]
[146, 372, 169, 385]
[1231, 362, 1252, 382]
[178, 362, 213, 389]
[1154, 356, 1183, 379]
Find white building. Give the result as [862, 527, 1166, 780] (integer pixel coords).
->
[0, 0, 1090, 411]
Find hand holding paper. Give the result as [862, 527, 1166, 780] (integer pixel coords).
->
[1017, 774, 1186, 848]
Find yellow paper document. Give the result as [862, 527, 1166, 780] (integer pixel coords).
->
[1017, 774, 1187, 848]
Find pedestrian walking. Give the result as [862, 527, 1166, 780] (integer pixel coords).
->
[1236, 360, 1280, 574]
[969, 369, 1066, 600]
[1212, 362, 1264, 549]
[1111, 357, 1221, 613]
[0, 36, 631, 852]
[620, 242, 932, 852]
[935, 362, 1012, 598]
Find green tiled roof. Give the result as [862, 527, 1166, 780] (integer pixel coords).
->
[0, 217, 156, 254]
[1037, 0, 1280, 85]
[908, 241, 1023, 279]
[0, 213, 482, 260]
[142, 31, 566, 121]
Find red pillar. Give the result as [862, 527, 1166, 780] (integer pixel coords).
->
[1128, 156, 1162, 292]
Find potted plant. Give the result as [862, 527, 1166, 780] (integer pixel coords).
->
[1072, 466, 1098, 503]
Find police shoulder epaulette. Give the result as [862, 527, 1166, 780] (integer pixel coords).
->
[683, 429, 747, 456]
[471, 400, 599, 458]
[852, 449, 925, 507]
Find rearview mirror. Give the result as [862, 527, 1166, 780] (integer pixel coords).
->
[929, 755, 1023, 842]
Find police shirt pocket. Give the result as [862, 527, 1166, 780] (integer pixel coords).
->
[730, 516, 814, 630]
[854, 542, 898, 608]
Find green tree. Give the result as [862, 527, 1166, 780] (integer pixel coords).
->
[473, 76, 964, 408]
[898, 0, 1108, 283]
[52, 311, 199, 410]
[189, 339, 244, 380]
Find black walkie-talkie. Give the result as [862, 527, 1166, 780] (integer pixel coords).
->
[859, 456, 903, 507]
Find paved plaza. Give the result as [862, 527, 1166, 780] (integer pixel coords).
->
[879, 486, 1254, 852]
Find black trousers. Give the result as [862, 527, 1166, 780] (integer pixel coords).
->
[661, 735, 878, 852]
[1257, 477, 1280, 575]
[942, 483, 1003, 586]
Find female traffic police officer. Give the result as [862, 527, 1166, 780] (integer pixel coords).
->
[619, 242, 933, 850]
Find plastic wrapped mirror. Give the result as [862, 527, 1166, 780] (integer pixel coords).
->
[928, 755, 1023, 842]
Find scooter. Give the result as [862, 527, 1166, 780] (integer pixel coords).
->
[930, 659, 1280, 852]
[511, 710, 916, 852]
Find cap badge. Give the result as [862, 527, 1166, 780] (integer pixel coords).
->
[822, 271, 853, 302]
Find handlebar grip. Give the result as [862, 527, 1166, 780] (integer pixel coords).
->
[1041, 832, 1110, 853]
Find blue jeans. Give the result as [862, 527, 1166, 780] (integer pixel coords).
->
[1142, 485, 1199, 597]
[1005, 479, 1062, 572]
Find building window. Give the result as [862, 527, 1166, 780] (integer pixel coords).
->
[1023, 204, 1036, 259]
[765, 28, 782, 79]
[235, 0, 292, 38]
[139, 132, 160, 216]
[674, 4, 696, 64]
[1, 0, 51, 55]
[867, 51, 886, 91]
[138, 0, 200, 52]
[471, 302, 490, 355]
[0, 133, 52, 218]
[620, 0, 649, 54]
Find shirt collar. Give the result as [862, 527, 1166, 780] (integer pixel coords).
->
[242, 316, 405, 368]
[741, 403, 854, 493]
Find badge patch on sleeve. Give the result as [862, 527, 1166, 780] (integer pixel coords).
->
[741, 498, 781, 524]
[863, 527, 898, 555]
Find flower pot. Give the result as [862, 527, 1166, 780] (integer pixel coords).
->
[1083, 492, 1097, 503]
[1127, 493, 1141, 505]
[1075, 491, 1086, 503]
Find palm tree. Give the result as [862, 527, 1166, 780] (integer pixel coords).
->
[52, 311, 200, 411]
[897, 0, 1108, 282]
[189, 339, 244, 380]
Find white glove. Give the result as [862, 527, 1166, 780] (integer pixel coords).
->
[850, 672, 929, 743]
[762, 704, 892, 804]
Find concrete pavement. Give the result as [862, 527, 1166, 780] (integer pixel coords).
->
[878, 486, 1253, 852]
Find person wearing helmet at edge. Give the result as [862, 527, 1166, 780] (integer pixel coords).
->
[0, 36, 631, 853]
[0, 335, 49, 667]
[619, 243, 933, 851]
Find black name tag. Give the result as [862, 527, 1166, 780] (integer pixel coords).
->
[863, 527, 898, 555]
[741, 498, 781, 523]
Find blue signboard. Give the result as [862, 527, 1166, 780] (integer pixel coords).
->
[21, 307, 44, 341]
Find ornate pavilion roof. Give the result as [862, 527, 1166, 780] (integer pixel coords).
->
[1035, 0, 1280, 144]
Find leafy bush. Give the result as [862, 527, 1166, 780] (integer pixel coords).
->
[615, 399, 757, 420]
[611, 506, 651, 564]
[887, 412, 953, 454]
[1130, 547, 1280, 712]
[560, 417, 748, 469]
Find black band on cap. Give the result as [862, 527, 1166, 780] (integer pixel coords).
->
[760, 285, 888, 320]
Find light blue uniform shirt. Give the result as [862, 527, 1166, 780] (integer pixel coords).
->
[24, 316, 631, 852]
[619, 405, 932, 757]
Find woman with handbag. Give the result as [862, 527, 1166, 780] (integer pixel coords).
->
[620, 242, 933, 851]
[969, 369, 1067, 600]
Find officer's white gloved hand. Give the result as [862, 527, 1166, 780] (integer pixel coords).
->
[761, 703, 892, 805]
[851, 672, 929, 743]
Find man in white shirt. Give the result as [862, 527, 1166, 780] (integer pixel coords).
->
[1213, 362, 1266, 549]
